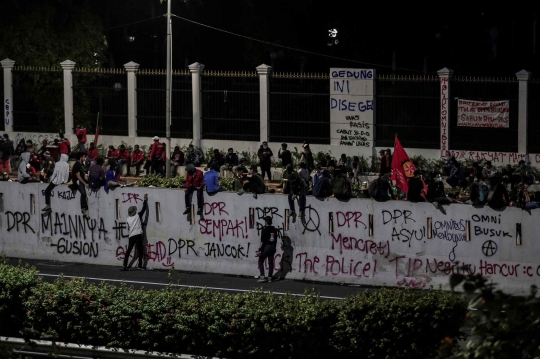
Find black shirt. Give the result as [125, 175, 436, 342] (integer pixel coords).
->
[71, 161, 85, 186]
[407, 177, 424, 202]
[259, 225, 278, 251]
[279, 149, 292, 167]
[248, 173, 266, 194]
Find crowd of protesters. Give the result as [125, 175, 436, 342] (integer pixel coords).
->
[2, 127, 539, 221]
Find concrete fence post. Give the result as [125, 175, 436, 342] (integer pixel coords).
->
[60, 60, 76, 136]
[1, 58, 16, 133]
[188, 62, 205, 148]
[437, 67, 453, 158]
[256, 64, 272, 143]
[516, 69, 531, 155]
[124, 61, 140, 140]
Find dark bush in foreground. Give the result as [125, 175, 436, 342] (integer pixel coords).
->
[0, 262, 466, 358]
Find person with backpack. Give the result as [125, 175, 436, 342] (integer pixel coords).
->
[255, 216, 278, 283]
[331, 166, 353, 200]
[487, 177, 510, 209]
[368, 174, 393, 202]
[88, 158, 105, 190]
[287, 172, 307, 223]
[313, 169, 333, 198]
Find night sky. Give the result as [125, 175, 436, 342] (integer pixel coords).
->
[1, 0, 538, 75]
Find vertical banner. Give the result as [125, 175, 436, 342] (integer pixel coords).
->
[439, 76, 449, 158]
[330, 68, 375, 147]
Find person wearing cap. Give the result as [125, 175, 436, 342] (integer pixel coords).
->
[407, 169, 427, 203]
[204, 163, 223, 195]
[0, 134, 14, 173]
[149, 136, 165, 175]
[122, 194, 149, 271]
[128, 144, 145, 176]
[278, 143, 292, 168]
[86, 142, 99, 168]
[241, 165, 266, 198]
[186, 144, 204, 166]
[257, 141, 273, 182]
[75, 125, 87, 153]
[220, 148, 238, 178]
[255, 216, 278, 283]
[183, 164, 204, 216]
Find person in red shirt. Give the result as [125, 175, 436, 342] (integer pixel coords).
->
[183, 163, 204, 217]
[86, 142, 98, 166]
[55, 137, 71, 156]
[75, 125, 87, 153]
[127, 144, 145, 176]
[115, 144, 129, 176]
[149, 136, 165, 176]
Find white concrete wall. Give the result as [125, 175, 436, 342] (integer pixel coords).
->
[0, 182, 538, 295]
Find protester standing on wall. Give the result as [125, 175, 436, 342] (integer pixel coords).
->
[256, 216, 278, 283]
[257, 141, 273, 181]
[122, 194, 148, 271]
[56, 136, 71, 156]
[149, 136, 165, 175]
[75, 125, 87, 153]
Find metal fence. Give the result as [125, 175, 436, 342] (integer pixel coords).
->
[73, 68, 128, 136]
[269, 72, 329, 144]
[137, 69, 193, 139]
[450, 76, 518, 153]
[375, 74, 440, 149]
[12, 67, 63, 133]
[528, 79, 540, 154]
[201, 71, 259, 141]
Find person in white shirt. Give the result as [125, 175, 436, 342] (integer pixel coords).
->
[122, 194, 148, 271]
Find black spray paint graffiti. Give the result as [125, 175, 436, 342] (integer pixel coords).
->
[5, 211, 35, 233]
[482, 240, 498, 257]
[204, 242, 251, 259]
[112, 221, 128, 240]
[41, 212, 108, 241]
[51, 238, 99, 257]
[15, 133, 60, 146]
[41, 189, 75, 200]
[301, 206, 321, 235]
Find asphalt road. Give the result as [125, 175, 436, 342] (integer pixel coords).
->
[5, 257, 378, 300]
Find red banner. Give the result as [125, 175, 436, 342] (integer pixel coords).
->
[391, 136, 422, 195]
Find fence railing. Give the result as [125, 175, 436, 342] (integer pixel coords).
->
[269, 72, 330, 144]
[137, 69, 193, 139]
[2, 64, 534, 155]
[201, 71, 259, 141]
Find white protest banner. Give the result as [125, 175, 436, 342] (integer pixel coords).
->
[457, 99, 510, 128]
[330, 68, 375, 147]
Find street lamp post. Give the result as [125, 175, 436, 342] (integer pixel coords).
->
[165, 0, 172, 177]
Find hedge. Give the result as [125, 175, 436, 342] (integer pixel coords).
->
[0, 262, 466, 358]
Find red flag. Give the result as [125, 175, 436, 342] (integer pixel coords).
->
[391, 136, 427, 195]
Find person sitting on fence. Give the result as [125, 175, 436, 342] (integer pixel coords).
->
[407, 170, 427, 203]
[482, 161, 498, 187]
[312, 169, 333, 198]
[183, 164, 204, 217]
[240, 165, 266, 199]
[427, 172, 459, 209]
[331, 165, 353, 200]
[204, 163, 224, 195]
[104, 159, 125, 193]
[207, 148, 225, 170]
[446, 161, 467, 189]
[220, 147, 238, 178]
[297, 161, 310, 183]
[288, 171, 308, 223]
[88, 157, 105, 190]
